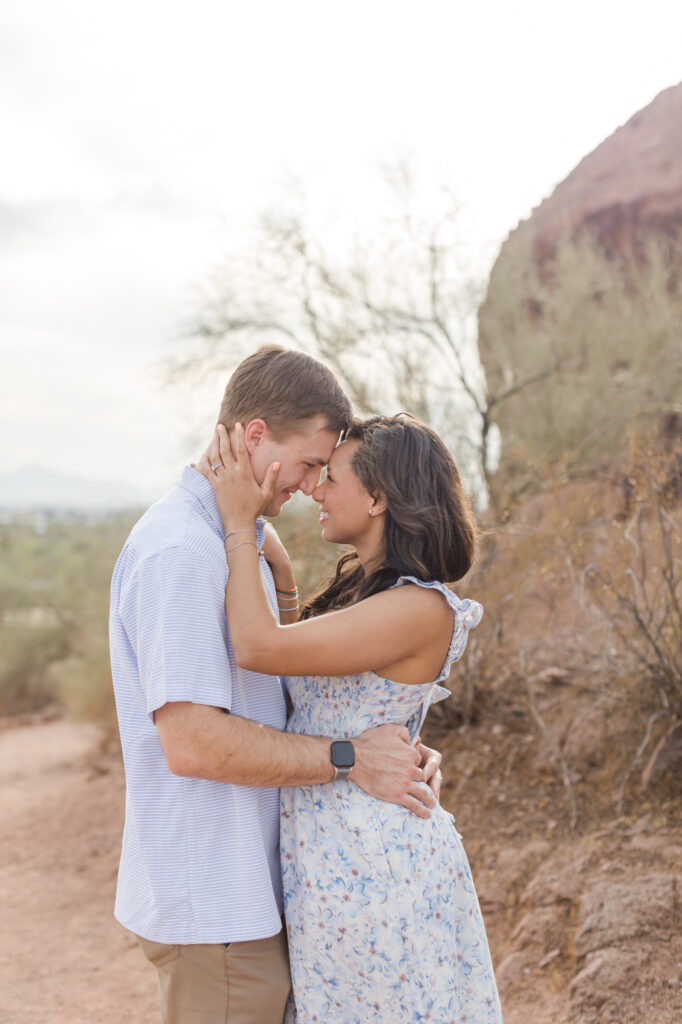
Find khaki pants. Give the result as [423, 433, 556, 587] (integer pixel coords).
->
[137, 928, 291, 1024]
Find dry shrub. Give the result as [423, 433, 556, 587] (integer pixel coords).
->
[0, 620, 69, 715]
[480, 229, 682, 495]
[580, 432, 682, 713]
[577, 432, 682, 802]
[443, 430, 681, 820]
[0, 516, 134, 729]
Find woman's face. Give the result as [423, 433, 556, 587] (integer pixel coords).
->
[312, 440, 378, 546]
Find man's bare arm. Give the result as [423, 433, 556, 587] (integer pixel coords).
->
[155, 702, 435, 818]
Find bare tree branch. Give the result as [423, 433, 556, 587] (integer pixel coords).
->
[165, 170, 570, 502]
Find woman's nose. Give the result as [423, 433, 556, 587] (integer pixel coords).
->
[312, 478, 325, 502]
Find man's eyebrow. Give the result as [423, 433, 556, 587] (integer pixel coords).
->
[306, 455, 328, 466]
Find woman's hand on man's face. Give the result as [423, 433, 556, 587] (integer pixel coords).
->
[197, 423, 281, 530]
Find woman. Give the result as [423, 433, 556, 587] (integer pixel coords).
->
[200, 414, 502, 1024]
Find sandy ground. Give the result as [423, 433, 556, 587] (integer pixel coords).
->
[0, 719, 158, 1024]
[1, 718, 526, 1024]
[7, 716, 679, 1024]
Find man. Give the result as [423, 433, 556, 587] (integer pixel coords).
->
[110, 346, 440, 1024]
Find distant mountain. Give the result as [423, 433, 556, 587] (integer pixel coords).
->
[0, 466, 147, 510]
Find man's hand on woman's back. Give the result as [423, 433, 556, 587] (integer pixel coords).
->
[352, 724, 437, 819]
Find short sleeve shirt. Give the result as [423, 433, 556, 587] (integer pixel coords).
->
[109, 466, 287, 943]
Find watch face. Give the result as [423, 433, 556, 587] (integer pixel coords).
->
[331, 740, 355, 768]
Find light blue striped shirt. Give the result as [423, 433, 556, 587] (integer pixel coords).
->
[110, 466, 287, 944]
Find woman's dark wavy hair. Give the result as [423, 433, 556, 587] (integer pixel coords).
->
[299, 413, 477, 620]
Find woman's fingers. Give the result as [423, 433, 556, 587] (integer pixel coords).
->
[195, 450, 211, 478]
[197, 432, 219, 478]
[216, 422, 252, 474]
[202, 429, 220, 472]
[261, 460, 281, 505]
[233, 422, 249, 462]
[215, 424, 234, 467]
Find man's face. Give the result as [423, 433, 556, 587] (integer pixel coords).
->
[246, 414, 340, 517]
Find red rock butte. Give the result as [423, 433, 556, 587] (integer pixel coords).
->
[521, 82, 682, 260]
[477, 82, 682, 486]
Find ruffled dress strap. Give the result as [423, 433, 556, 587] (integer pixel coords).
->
[390, 575, 483, 681]
[389, 576, 483, 741]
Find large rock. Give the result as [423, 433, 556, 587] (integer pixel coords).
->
[477, 838, 552, 909]
[574, 873, 678, 956]
[478, 83, 682, 490]
[511, 904, 568, 953]
[569, 948, 648, 1022]
[520, 851, 589, 906]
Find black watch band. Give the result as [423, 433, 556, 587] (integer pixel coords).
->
[331, 740, 355, 782]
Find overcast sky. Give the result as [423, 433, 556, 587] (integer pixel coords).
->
[1, 0, 680, 500]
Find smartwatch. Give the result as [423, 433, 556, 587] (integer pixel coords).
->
[331, 740, 355, 782]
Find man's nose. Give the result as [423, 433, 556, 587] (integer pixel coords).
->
[300, 467, 323, 497]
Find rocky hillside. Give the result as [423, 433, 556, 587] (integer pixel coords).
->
[426, 447, 682, 1023]
[478, 83, 682, 492]
[521, 83, 682, 256]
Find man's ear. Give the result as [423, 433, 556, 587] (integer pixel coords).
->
[243, 419, 269, 454]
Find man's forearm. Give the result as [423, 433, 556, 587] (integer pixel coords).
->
[155, 702, 434, 817]
[155, 702, 334, 788]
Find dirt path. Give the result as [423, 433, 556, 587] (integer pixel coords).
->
[0, 719, 157, 1024]
[3, 717, 680, 1024]
[1, 719, 532, 1024]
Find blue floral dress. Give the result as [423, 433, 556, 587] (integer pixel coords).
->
[280, 577, 503, 1024]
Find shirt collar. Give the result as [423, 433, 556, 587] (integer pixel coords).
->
[179, 465, 265, 543]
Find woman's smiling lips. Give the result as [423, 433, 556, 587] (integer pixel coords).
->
[319, 510, 329, 523]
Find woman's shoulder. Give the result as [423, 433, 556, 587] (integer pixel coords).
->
[389, 575, 456, 606]
[389, 576, 483, 627]
[389, 575, 449, 595]
[370, 576, 455, 624]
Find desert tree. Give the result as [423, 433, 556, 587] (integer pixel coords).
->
[167, 165, 513, 502]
